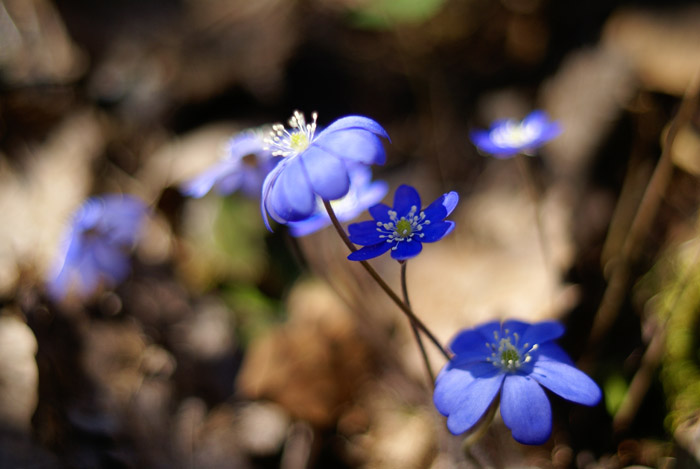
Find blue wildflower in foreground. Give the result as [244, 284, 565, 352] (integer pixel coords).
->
[470, 110, 562, 158]
[434, 320, 601, 445]
[347, 184, 458, 261]
[261, 111, 389, 229]
[288, 164, 388, 237]
[47, 194, 148, 300]
[181, 129, 278, 198]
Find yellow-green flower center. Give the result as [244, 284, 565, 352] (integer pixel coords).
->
[491, 120, 539, 148]
[486, 329, 539, 373]
[501, 348, 520, 366]
[395, 219, 413, 237]
[289, 132, 309, 152]
[375, 206, 430, 251]
[265, 111, 318, 157]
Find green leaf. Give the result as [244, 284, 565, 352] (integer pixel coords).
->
[349, 0, 447, 29]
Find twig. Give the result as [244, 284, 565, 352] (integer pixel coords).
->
[322, 200, 451, 360]
[401, 261, 436, 386]
[586, 68, 700, 356]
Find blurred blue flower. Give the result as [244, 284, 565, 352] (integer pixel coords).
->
[288, 164, 388, 237]
[434, 320, 601, 445]
[261, 111, 389, 229]
[47, 194, 148, 300]
[181, 129, 279, 198]
[469, 110, 562, 158]
[347, 184, 458, 261]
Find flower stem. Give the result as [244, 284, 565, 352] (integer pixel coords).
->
[322, 200, 451, 360]
[401, 261, 435, 386]
[515, 154, 555, 291]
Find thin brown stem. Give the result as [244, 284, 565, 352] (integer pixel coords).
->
[322, 200, 451, 360]
[401, 261, 436, 386]
[515, 154, 555, 287]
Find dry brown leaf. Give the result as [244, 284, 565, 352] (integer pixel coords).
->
[0, 0, 86, 85]
[0, 313, 38, 433]
[237, 279, 373, 428]
[602, 6, 700, 96]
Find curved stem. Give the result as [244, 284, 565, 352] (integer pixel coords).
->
[401, 261, 435, 385]
[322, 200, 451, 360]
[515, 154, 555, 293]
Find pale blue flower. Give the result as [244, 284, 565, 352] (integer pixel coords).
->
[47, 194, 148, 300]
[261, 111, 389, 229]
[181, 129, 278, 198]
[470, 110, 562, 158]
[434, 320, 601, 445]
[288, 164, 388, 237]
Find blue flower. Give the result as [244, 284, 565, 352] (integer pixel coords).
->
[469, 110, 562, 158]
[261, 111, 389, 229]
[47, 194, 148, 300]
[433, 320, 601, 445]
[287, 164, 389, 237]
[181, 129, 279, 198]
[346, 184, 458, 261]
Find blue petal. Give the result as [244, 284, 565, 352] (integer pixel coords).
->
[47, 235, 84, 300]
[535, 343, 574, 366]
[392, 185, 421, 216]
[500, 320, 530, 339]
[181, 163, 230, 198]
[442, 367, 504, 435]
[369, 203, 392, 222]
[92, 242, 130, 282]
[422, 191, 459, 222]
[390, 239, 422, 260]
[434, 360, 502, 415]
[212, 166, 244, 196]
[300, 146, 350, 200]
[316, 115, 390, 141]
[531, 360, 601, 406]
[261, 161, 287, 229]
[76, 255, 101, 297]
[100, 195, 147, 236]
[527, 122, 562, 150]
[500, 375, 552, 445]
[521, 321, 565, 346]
[348, 220, 383, 245]
[475, 321, 502, 343]
[288, 214, 327, 237]
[434, 366, 476, 415]
[314, 129, 386, 165]
[521, 110, 550, 128]
[419, 221, 454, 243]
[442, 191, 459, 216]
[267, 157, 316, 222]
[449, 328, 493, 358]
[226, 131, 268, 160]
[348, 242, 393, 261]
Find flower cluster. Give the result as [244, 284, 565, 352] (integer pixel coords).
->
[47, 194, 148, 300]
[347, 184, 458, 261]
[470, 110, 561, 158]
[433, 320, 601, 445]
[160, 108, 591, 447]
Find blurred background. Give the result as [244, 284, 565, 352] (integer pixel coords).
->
[2, 0, 700, 467]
